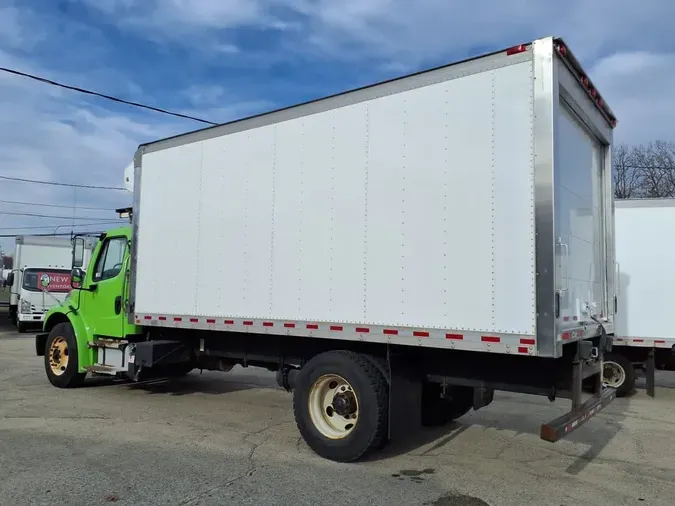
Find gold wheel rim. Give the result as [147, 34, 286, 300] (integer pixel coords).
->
[49, 336, 69, 376]
[308, 374, 359, 439]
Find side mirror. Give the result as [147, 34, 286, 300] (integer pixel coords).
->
[71, 267, 85, 289]
[6, 271, 14, 287]
[72, 237, 85, 268]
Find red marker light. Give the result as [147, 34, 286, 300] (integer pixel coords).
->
[556, 44, 567, 57]
[580, 76, 589, 87]
[590, 88, 597, 98]
[506, 44, 527, 56]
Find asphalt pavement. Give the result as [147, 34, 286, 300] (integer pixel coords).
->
[1, 320, 675, 505]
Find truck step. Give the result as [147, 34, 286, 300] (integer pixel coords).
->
[86, 364, 119, 376]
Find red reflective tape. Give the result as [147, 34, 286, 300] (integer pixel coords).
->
[330, 325, 343, 331]
[655, 340, 666, 344]
[384, 329, 398, 335]
[189, 318, 198, 323]
[306, 324, 319, 330]
[224, 320, 234, 325]
[243, 321, 254, 326]
[633, 339, 644, 343]
[518, 347, 529, 354]
[413, 331, 429, 338]
[520, 338, 535, 345]
[481, 336, 500, 343]
[561, 332, 571, 340]
[284, 323, 296, 328]
[446, 333, 463, 340]
[206, 319, 216, 324]
[355, 327, 370, 333]
[144, 315, 152, 320]
[158, 316, 167, 321]
[263, 322, 274, 327]
[174, 317, 183, 322]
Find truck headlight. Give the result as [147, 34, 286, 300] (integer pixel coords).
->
[20, 299, 31, 314]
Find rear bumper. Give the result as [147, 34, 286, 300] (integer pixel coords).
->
[540, 386, 616, 442]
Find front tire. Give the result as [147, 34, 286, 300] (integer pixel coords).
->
[293, 351, 389, 462]
[17, 321, 27, 333]
[44, 323, 86, 388]
[603, 352, 635, 397]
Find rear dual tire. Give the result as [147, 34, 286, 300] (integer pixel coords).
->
[293, 351, 389, 462]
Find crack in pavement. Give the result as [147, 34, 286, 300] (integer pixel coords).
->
[178, 419, 294, 505]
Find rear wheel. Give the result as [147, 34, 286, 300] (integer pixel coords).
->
[293, 351, 389, 462]
[44, 323, 86, 388]
[421, 382, 473, 427]
[603, 352, 635, 397]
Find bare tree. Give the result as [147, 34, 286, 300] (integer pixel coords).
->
[612, 143, 641, 199]
[613, 141, 675, 199]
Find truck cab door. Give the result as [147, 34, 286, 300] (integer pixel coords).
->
[81, 236, 129, 338]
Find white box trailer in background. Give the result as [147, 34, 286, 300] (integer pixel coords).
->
[8, 236, 95, 332]
[40, 36, 619, 462]
[608, 199, 675, 396]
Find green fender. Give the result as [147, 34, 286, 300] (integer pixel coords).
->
[42, 302, 95, 372]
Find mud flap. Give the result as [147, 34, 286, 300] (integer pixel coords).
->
[387, 350, 422, 441]
[35, 333, 48, 357]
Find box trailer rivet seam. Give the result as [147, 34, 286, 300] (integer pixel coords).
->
[37, 36, 619, 463]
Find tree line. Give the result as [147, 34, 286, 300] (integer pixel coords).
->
[613, 141, 675, 199]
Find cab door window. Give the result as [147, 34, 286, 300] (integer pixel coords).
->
[93, 238, 127, 282]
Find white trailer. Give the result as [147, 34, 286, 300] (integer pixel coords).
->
[40, 36, 619, 462]
[8, 236, 94, 332]
[608, 198, 675, 396]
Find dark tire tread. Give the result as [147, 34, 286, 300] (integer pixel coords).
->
[293, 350, 389, 462]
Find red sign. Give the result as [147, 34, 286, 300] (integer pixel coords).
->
[37, 272, 72, 292]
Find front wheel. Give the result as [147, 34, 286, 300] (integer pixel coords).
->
[44, 323, 86, 388]
[17, 321, 27, 333]
[293, 351, 389, 462]
[602, 352, 635, 397]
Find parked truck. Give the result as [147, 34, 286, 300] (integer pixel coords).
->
[37, 37, 619, 462]
[603, 198, 675, 396]
[8, 236, 95, 332]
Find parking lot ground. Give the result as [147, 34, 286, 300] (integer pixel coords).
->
[2, 324, 675, 506]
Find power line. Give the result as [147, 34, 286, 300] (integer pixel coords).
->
[0, 221, 123, 230]
[0, 67, 218, 126]
[0, 211, 116, 220]
[0, 199, 113, 211]
[0, 174, 126, 190]
[0, 230, 107, 238]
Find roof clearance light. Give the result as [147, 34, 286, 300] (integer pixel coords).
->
[580, 76, 589, 87]
[611, 118, 618, 128]
[506, 44, 527, 56]
[596, 98, 604, 107]
[590, 88, 597, 98]
[556, 43, 567, 57]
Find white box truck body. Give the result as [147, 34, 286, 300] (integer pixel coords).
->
[39, 36, 620, 462]
[9, 236, 94, 331]
[131, 38, 616, 358]
[606, 199, 675, 395]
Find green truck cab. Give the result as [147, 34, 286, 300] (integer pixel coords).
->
[36, 225, 138, 387]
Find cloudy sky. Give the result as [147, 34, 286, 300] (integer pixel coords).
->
[1, 0, 674, 255]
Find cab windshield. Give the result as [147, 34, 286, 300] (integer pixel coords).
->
[22, 269, 72, 293]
